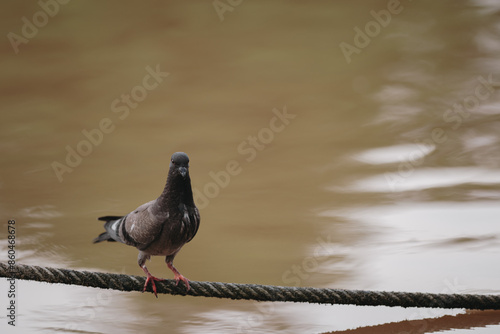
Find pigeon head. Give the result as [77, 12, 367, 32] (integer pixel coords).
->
[170, 152, 190, 178]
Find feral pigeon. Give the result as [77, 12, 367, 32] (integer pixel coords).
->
[93, 152, 200, 297]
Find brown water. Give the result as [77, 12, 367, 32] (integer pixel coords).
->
[1, 1, 500, 333]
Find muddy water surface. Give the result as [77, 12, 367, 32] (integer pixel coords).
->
[1, 1, 500, 333]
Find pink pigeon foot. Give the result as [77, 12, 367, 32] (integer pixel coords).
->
[167, 262, 190, 291]
[141, 266, 164, 298]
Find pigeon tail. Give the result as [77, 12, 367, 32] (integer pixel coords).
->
[98, 216, 124, 222]
[93, 216, 126, 243]
[92, 231, 116, 243]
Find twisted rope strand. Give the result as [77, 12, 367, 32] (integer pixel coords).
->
[2, 262, 499, 310]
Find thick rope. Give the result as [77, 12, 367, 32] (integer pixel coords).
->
[1, 262, 499, 310]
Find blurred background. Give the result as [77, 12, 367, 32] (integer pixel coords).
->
[1, 1, 500, 333]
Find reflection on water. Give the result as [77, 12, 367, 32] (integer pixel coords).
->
[322, 201, 500, 294]
[345, 167, 500, 192]
[353, 143, 436, 165]
[327, 310, 500, 334]
[1, 0, 500, 333]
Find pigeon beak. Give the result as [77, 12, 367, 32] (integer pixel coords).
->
[178, 166, 188, 178]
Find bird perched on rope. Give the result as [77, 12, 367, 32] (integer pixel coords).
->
[93, 152, 200, 297]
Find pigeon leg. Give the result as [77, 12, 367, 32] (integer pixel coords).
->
[141, 265, 164, 298]
[166, 257, 190, 291]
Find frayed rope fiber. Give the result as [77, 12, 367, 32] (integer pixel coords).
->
[2, 263, 499, 309]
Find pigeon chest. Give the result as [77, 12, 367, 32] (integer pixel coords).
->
[143, 209, 197, 256]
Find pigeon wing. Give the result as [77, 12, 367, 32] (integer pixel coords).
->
[119, 199, 165, 250]
[183, 205, 200, 243]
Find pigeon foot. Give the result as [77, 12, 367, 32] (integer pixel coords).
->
[173, 273, 190, 291]
[167, 262, 190, 291]
[141, 266, 164, 298]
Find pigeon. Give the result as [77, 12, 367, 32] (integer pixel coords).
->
[93, 152, 200, 297]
